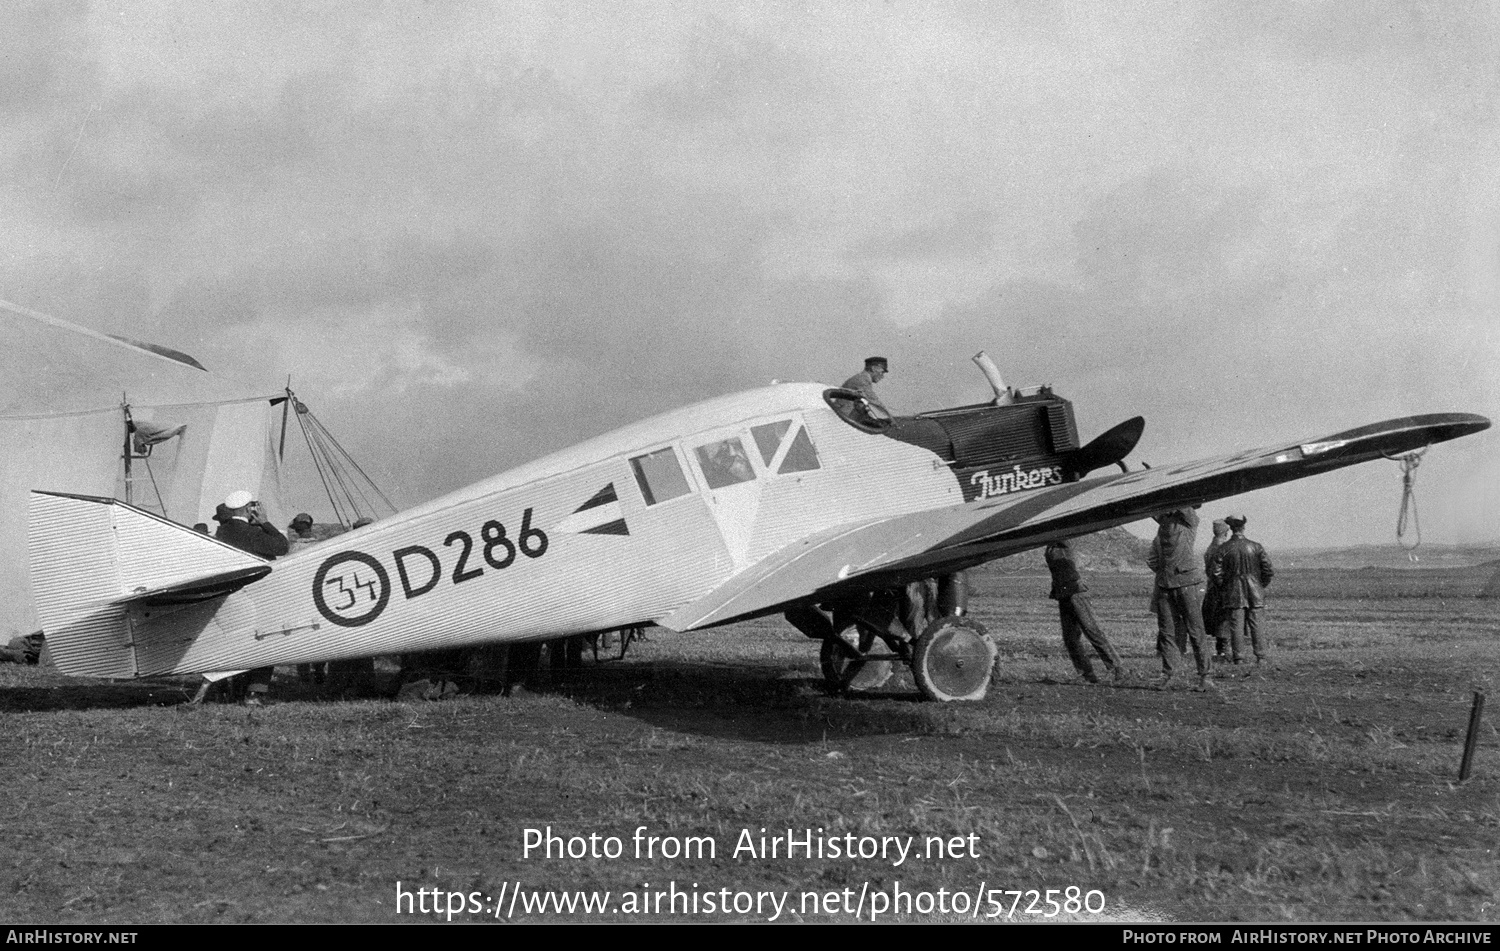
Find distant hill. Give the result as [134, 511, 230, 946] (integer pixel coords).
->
[1278, 543, 1500, 570]
[977, 533, 1500, 576]
[983, 526, 1151, 574]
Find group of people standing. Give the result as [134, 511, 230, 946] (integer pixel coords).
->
[1201, 514, 1277, 668]
[1045, 507, 1275, 692]
[202, 493, 378, 704]
[199, 490, 291, 705]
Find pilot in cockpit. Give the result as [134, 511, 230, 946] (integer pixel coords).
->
[842, 357, 890, 416]
[836, 356, 892, 428]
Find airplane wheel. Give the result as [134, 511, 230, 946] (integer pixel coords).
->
[820, 623, 893, 694]
[912, 617, 996, 702]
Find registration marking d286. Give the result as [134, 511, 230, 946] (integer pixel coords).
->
[312, 508, 550, 628]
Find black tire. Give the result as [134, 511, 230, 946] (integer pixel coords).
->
[819, 623, 893, 693]
[912, 617, 996, 702]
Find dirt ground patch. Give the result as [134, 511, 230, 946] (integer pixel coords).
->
[2, 566, 1497, 923]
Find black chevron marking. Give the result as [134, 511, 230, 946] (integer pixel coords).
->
[575, 483, 619, 512]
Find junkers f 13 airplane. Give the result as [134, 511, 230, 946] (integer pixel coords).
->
[27, 353, 1489, 702]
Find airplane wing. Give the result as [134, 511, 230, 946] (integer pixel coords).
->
[659, 412, 1488, 631]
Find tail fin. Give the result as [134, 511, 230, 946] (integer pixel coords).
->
[27, 492, 271, 678]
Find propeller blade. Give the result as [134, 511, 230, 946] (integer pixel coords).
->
[1065, 416, 1145, 479]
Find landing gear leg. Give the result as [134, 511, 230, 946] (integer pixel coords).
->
[819, 620, 895, 694]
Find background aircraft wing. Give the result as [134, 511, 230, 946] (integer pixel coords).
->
[659, 412, 1487, 631]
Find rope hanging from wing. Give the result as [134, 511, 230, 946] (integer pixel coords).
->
[286, 390, 397, 529]
[1387, 448, 1425, 551]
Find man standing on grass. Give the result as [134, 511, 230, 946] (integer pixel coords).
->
[1202, 518, 1232, 661]
[1045, 537, 1128, 685]
[1209, 514, 1275, 666]
[1147, 507, 1214, 691]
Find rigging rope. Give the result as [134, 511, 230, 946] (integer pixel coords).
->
[294, 401, 350, 527]
[142, 455, 167, 515]
[287, 392, 398, 528]
[306, 409, 394, 513]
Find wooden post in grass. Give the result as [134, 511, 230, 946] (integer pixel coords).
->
[1459, 690, 1485, 782]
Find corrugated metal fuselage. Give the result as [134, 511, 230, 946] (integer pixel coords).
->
[124, 383, 966, 676]
[32, 382, 1492, 682]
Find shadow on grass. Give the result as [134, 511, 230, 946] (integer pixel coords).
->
[0, 666, 402, 713]
[0, 676, 197, 712]
[539, 658, 963, 745]
[0, 655, 958, 745]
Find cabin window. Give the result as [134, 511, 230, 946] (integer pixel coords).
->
[694, 437, 756, 489]
[750, 419, 821, 475]
[630, 447, 691, 505]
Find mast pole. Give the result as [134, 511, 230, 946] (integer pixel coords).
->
[279, 377, 292, 461]
[121, 395, 133, 505]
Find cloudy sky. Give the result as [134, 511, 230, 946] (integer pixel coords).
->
[4, 0, 1496, 548]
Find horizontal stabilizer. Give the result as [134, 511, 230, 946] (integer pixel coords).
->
[28, 492, 272, 677]
[108, 565, 273, 606]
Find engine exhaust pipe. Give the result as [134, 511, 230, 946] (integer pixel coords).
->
[972, 351, 1014, 405]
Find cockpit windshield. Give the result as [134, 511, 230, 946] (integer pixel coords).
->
[752, 419, 820, 473]
[824, 387, 889, 432]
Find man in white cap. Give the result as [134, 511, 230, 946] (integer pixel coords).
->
[216, 491, 291, 560]
[215, 490, 290, 704]
[1208, 514, 1275, 666]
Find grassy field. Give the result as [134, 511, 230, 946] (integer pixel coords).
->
[1, 564, 1496, 923]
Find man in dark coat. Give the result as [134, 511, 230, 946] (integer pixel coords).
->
[1202, 518, 1231, 661]
[215, 489, 289, 704]
[216, 491, 290, 560]
[1146, 507, 1214, 691]
[1208, 514, 1275, 665]
[1046, 537, 1126, 684]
